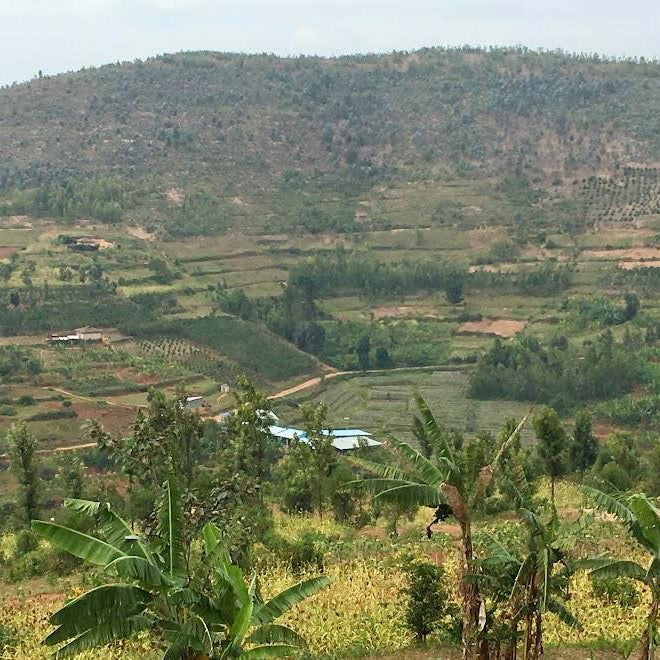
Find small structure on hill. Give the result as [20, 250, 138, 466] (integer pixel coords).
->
[48, 327, 103, 344]
[184, 395, 207, 410]
[268, 426, 381, 451]
[75, 326, 103, 341]
[220, 383, 230, 394]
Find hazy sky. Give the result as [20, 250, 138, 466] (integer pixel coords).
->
[1, 0, 659, 86]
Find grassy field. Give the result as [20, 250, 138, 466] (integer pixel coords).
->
[274, 368, 533, 444]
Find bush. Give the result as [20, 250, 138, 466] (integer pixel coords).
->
[17, 395, 35, 406]
[591, 575, 640, 608]
[13, 529, 39, 557]
[27, 408, 77, 421]
[290, 532, 325, 574]
[61, 398, 73, 408]
[401, 559, 460, 643]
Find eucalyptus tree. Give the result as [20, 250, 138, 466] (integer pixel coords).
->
[7, 421, 40, 525]
[580, 488, 660, 660]
[348, 395, 526, 658]
[32, 481, 330, 658]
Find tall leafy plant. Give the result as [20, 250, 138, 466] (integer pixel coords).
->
[580, 488, 660, 660]
[32, 481, 330, 658]
[348, 395, 526, 658]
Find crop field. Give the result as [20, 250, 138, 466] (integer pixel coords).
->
[277, 368, 534, 443]
[0, 492, 650, 659]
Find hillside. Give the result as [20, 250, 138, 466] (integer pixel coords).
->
[0, 47, 658, 449]
[1, 47, 659, 237]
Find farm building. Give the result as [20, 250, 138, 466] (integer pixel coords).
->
[49, 333, 80, 343]
[268, 426, 381, 451]
[75, 326, 103, 341]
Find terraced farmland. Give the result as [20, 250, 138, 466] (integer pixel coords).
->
[279, 368, 533, 444]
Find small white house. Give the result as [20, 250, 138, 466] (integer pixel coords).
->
[220, 383, 230, 394]
[75, 326, 103, 341]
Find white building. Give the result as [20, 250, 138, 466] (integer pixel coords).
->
[75, 326, 103, 341]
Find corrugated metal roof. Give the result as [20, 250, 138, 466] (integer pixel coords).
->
[330, 436, 382, 451]
[269, 425, 304, 440]
[322, 428, 371, 437]
[268, 426, 380, 450]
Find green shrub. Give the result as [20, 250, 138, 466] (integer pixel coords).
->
[17, 395, 35, 406]
[290, 532, 325, 574]
[400, 559, 461, 643]
[13, 529, 39, 557]
[27, 408, 77, 421]
[591, 574, 640, 608]
[61, 398, 73, 408]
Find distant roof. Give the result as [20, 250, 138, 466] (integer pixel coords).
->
[268, 426, 381, 450]
[331, 436, 382, 451]
[186, 396, 204, 402]
[322, 428, 371, 437]
[269, 425, 304, 440]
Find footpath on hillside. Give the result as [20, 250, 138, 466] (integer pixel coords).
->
[0, 364, 452, 457]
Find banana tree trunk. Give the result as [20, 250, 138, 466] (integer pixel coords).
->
[638, 596, 658, 660]
[460, 519, 482, 660]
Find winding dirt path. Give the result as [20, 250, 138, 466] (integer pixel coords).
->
[2, 364, 454, 457]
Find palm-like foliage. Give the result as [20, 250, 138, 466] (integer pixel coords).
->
[32, 481, 330, 659]
[347, 395, 526, 658]
[473, 464, 578, 659]
[580, 487, 660, 660]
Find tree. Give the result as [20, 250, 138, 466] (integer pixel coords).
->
[222, 377, 277, 491]
[90, 389, 204, 491]
[569, 410, 598, 476]
[445, 270, 464, 304]
[623, 291, 640, 321]
[355, 334, 371, 371]
[580, 489, 660, 660]
[590, 431, 643, 492]
[8, 421, 39, 525]
[301, 402, 335, 518]
[349, 395, 526, 658]
[375, 346, 393, 368]
[32, 482, 331, 658]
[533, 406, 567, 505]
[56, 454, 85, 499]
[401, 561, 457, 643]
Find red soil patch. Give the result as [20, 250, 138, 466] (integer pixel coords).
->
[619, 259, 660, 270]
[457, 318, 526, 338]
[371, 305, 439, 320]
[584, 247, 660, 260]
[0, 246, 20, 258]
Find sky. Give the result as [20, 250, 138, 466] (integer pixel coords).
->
[0, 0, 658, 86]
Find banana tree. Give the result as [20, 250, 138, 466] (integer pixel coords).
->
[580, 488, 660, 660]
[347, 395, 526, 659]
[473, 465, 579, 659]
[32, 481, 330, 658]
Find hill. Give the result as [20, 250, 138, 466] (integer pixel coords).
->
[0, 46, 658, 448]
[1, 47, 659, 237]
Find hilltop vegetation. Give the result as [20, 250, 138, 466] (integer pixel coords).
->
[1, 47, 660, 236]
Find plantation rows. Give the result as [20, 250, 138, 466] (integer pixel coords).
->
[579, 167, 660, 223]
[138, 337, 242, 385]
